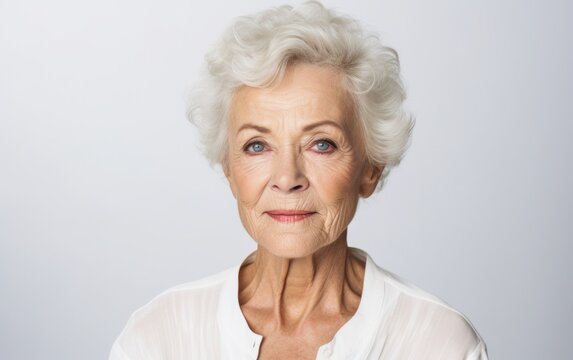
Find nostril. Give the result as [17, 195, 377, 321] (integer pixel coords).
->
[271, 183, 306, 193]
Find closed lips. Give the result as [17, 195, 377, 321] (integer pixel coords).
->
[265, 210, 316, 222]
[266, 210, 315, 215]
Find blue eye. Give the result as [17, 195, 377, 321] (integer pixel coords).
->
[246, 142, 265, 153]
[314, 139, 336, 153]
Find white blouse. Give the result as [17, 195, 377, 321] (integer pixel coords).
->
[109, 247, 488, 360]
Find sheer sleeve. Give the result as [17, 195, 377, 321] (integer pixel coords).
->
[381, 293, 488, 360]
[466, 340, 489, 360]
[107, 285, 222, 360]
[109, 341, 131, 360]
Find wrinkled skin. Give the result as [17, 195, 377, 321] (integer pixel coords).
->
[224, 63, 383, 359]
[225, 63, 381, 258]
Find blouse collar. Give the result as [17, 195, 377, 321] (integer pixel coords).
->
[216, 247, 386, 359]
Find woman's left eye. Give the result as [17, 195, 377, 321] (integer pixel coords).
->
[312, 139, 337, 153]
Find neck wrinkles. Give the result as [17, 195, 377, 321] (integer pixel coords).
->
[238, 230, 365, 332]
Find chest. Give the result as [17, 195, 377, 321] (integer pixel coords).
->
[243, 309, 352, 360]
[247, 316, 351, 360]
[256, 334, 321, 360]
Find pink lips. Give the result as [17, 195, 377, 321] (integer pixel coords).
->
[266, 210, 316, 223]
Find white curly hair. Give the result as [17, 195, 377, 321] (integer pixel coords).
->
[187, 1, 414, 192]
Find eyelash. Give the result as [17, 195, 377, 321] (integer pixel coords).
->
[243, 141, 266, 154]
[312, 139, 338, 154]
[243, 138, 338, 155]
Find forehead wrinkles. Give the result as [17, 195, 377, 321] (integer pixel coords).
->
[231, 84, 350, 135]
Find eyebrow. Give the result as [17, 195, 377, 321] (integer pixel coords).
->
[237, 120, 344, 134]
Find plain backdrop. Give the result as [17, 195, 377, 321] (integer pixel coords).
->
[1, 0, 572, 359]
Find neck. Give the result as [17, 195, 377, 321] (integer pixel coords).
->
[238, 230, 365, 334]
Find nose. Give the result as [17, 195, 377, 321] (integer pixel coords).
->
[270, 147, 309, 194]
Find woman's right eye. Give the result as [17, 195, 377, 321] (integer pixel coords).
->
[245, 141, 266, 153]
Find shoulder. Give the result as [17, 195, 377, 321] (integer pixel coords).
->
[377, 265, 488, 359]
[109, 266, 236, 359]
[127, 266, 234, 324]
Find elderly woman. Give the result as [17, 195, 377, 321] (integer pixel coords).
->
[110, 2, 488, 359]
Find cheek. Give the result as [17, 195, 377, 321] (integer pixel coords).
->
[307, 155, 359, 198]
[307, 155, 361, 230]
[231, 156, 271, 205]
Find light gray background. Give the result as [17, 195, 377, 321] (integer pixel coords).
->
[1, 0, 571, 359]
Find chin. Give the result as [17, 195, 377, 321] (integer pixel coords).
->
[256, 233, 331, 259]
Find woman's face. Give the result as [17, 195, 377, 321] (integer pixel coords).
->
[225, 63, 382, 259]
